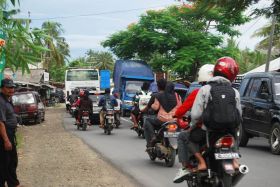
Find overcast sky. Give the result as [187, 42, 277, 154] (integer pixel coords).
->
[16, 0, 271, 60]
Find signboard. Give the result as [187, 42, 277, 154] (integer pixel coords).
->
[44, 72, 49, 82]
[100, 70, 110, 89]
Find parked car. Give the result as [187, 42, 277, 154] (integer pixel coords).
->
[12, 91, 45, 124]
[238, 72, 280, 154]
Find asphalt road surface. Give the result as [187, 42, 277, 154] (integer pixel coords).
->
[64, 113, 280, 187]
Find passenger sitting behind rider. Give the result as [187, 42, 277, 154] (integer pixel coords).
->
[98, 88, 117, 128]
[173, 64, 214, 183]
[190, 57, 241, 173]
[77, 90, 93, 125]
[144, 82, 182, 148]
[130, 82, 151, 129]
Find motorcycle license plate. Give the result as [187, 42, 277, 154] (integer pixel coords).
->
[164, 132, 180, 138]
[106, 116, 114, 119]
[82, 116, 89, 119]
[214, 152, 240, 160]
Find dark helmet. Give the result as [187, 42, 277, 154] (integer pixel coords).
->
[84, 90, 89, 97]
[105, 88, 110, 94]
[214, 57, 239, 82]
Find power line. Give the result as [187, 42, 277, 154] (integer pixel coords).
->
[31, 4, 173, 21]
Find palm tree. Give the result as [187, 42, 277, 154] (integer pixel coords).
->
[41, 21, 70, 70]
[86, 50, 114, 71]
[252, 21, 280, 56]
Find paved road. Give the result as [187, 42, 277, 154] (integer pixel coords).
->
[64, 113, 280, 187]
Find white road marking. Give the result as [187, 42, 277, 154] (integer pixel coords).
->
[121, 117, 133, 124]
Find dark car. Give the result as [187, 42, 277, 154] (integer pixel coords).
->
[12, 91, 45, 124]
[239, 72, 280, 154]
[88, 91, 102, 125]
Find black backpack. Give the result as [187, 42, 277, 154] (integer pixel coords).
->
[104, 95, 113, 110]
[202, 82, 240, 130]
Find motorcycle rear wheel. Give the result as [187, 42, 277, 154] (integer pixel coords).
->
[165, 148, 176, 167]
[219, 173, 232, 187]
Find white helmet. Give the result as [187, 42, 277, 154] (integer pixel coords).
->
[197, 64, 214, 83]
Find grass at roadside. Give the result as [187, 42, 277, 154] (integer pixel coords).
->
[16, 130, 23, 149]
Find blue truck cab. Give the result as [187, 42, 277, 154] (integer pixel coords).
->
[113, 60, 154, 116]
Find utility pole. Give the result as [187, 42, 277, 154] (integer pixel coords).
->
[265, 15, 276, 72]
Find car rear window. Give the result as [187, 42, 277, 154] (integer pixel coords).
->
[12, 93, 35, 104]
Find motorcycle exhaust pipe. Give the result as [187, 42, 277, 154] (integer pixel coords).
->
[232, 164, 249, 186]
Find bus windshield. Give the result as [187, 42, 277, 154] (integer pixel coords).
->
[66, 70, 98, 81]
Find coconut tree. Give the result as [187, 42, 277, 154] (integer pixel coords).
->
[252, 22, 280, 56]
[41, 21, 70, 71]
[85, 50, 114, 71]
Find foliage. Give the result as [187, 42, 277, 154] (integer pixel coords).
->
[1, 1, 48, 74]
[222, 38, 267, 74]
[40, 21, 70, 71]
[102, 4, 248, 80]
[252, 22, 280, 57]
[85, 50, 114, 71]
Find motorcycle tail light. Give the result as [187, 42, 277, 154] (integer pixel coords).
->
[167, 124, 178, 132]
[82, 111, 89, 116]
[215, 136, 235, 148]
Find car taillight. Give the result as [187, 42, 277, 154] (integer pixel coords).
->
[28, 104, 37, 112]
[167, 124, 178, 132]
[215, 136, 235, 148]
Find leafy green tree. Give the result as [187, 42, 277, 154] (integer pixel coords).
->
[102, 5, 248, 80]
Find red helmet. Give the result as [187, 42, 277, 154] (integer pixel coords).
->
[113, 92, 119, 98]
[214, 57, 239, 82]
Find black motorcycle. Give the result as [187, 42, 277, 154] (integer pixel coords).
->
[104, 108, 115, 135]
[185, 129, 249, 187]
[146, 120, 181, 167]
[77, 110, 90, 131]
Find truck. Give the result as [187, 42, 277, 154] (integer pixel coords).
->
[113, 60, 154, 116]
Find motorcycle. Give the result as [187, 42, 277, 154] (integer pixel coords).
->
[184, 129, 249, 187]
[77, 110, 90, 131]
[104, 108, 115, 135]
[146, 119, 182, 167]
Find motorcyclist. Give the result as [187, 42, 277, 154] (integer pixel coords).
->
[130, 82, 151, 129]
[113, 92, 122, 126]
[190, 57, 241, 174]
[73, 90, 83, 125]
[173, 64, 214, 183]
[77, 90, 93, 125]
[98, 88, 117, 128]
[144, 81, 182, 148]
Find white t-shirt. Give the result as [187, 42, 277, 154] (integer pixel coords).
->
[114, 99, 122, 110]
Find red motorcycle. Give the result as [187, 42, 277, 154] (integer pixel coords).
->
[77, 110, 90, 131]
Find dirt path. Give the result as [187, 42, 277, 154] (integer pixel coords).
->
[17, 107, 138, 187]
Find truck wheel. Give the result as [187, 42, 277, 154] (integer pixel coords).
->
[239, 123, 249, 147]
[270, 122, 280, 155]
